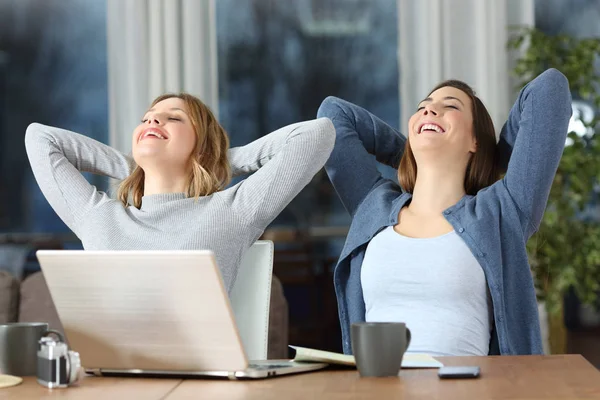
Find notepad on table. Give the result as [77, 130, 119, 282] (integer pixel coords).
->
[290, 345, 443, 369]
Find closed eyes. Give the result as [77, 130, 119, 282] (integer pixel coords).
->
[416, 104, 460, 111]
[140, 116, 182, 123]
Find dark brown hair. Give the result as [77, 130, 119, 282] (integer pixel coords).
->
[398, 80, 500, 195]
[118, 93, 231, 208]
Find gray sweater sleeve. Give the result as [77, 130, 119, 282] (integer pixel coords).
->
[25, 119, 335, 236]
[224, 118, 335, 228]
[24, 123, 134, 234]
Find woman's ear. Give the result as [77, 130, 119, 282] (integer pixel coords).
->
[470, 138, 477, 153]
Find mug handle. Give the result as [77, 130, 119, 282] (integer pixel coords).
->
[405, 328, 411, 351]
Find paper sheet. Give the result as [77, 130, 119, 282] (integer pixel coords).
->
[290, 345, 444, 369]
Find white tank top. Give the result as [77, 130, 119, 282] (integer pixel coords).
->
[361, 226, 493, 356]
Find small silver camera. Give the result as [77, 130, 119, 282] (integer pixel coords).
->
[37, 330, 81, 388]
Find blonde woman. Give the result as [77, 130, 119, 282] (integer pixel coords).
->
[25, 93, 335, 290]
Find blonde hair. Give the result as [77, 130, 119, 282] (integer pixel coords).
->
[118, 93, 231, 208]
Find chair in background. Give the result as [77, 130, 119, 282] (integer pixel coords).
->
[261, 228, 342, 353]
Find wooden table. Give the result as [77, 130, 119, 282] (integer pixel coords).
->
[0, 376, 181, 400]
[2, 355, 600, 400]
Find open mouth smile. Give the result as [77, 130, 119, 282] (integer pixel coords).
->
[417, 123, 446, 134]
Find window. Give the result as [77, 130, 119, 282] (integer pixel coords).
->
[0, 0, 108, 234]
[217, 0, 400, 228]
[535, 0, 600, 142]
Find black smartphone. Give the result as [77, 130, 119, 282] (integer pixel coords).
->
[437, 366, 480, 379]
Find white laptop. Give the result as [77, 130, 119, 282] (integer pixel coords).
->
[36, 250, 327, 379]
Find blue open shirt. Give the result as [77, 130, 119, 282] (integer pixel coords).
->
[317, 69, 572, 355]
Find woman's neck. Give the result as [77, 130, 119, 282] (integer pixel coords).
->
[409, 165, 467, 216]
[143, 170, 189, 196]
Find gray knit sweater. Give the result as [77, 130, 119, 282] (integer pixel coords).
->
[25, 119, 335, 291]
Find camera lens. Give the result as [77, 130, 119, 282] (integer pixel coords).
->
[67, 351, 81, 385]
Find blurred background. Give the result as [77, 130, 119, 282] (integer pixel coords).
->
[1, 0, 599, 366]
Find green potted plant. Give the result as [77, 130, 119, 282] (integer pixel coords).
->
[508, 27, 600, 354]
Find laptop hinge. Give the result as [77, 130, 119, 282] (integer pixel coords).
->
[227, 371, 237, 380]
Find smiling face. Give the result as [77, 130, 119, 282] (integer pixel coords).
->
[119, 93, 233, 208]
[398, 79, 501, 195]
[132, 97, 198, 172]
[408, 86, 477, 160]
